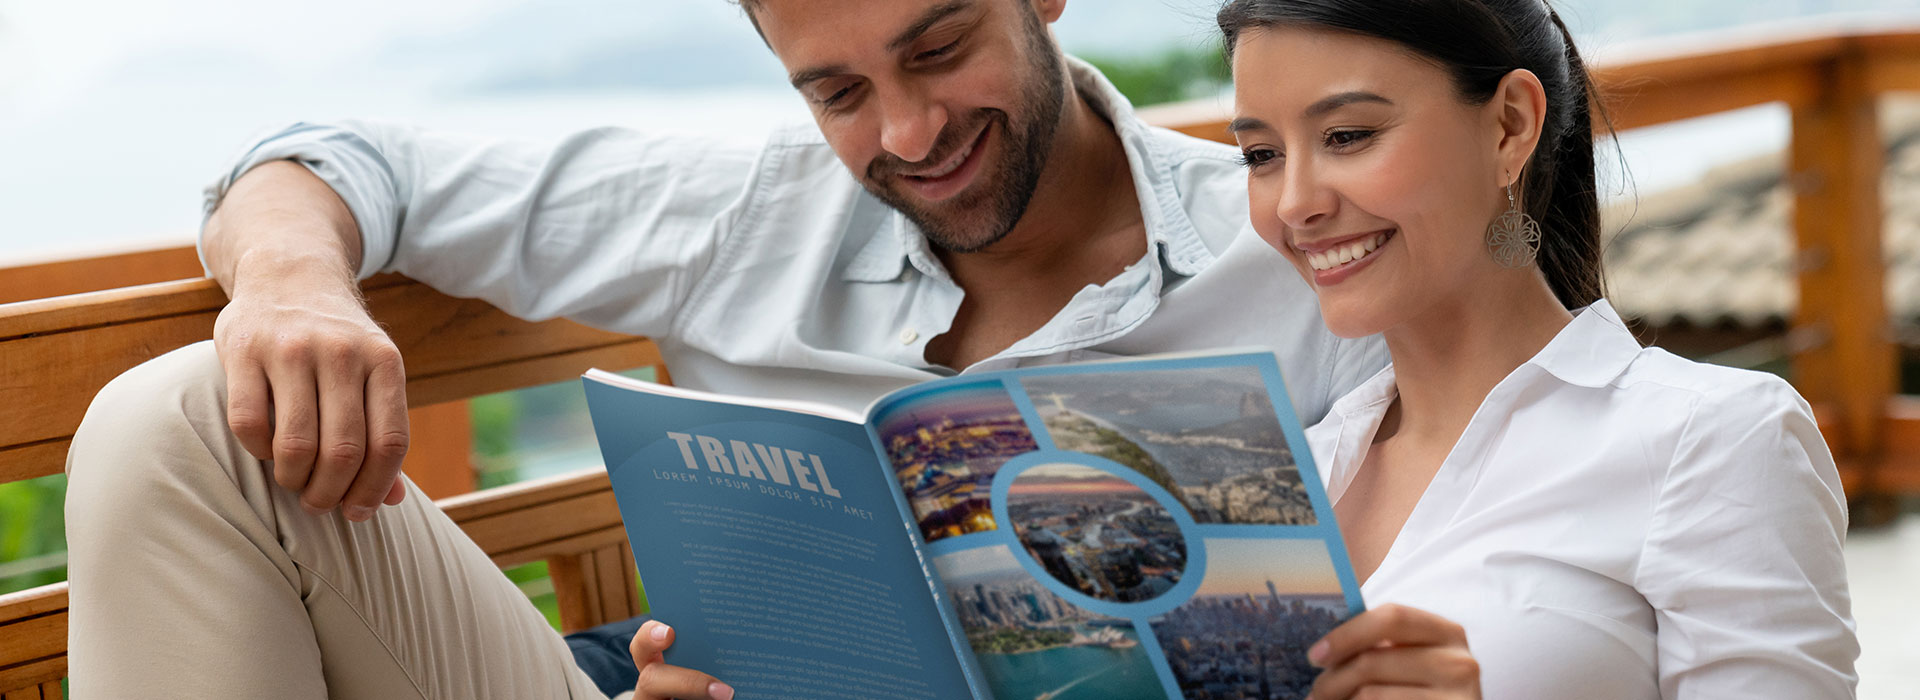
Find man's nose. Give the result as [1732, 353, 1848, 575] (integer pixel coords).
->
[877, 88, 948, 165]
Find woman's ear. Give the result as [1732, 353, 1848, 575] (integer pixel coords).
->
[1033, 0, 1068, 24]
[1492, 69, 1549, 187]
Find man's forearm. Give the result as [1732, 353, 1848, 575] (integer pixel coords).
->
[203, 159, 365, 297]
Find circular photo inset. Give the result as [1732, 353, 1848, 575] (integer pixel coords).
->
[1006, 463, 1187, 603]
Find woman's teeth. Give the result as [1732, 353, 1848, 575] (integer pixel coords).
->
[1306, 231, 1390, 271]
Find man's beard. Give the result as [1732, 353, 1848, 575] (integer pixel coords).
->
[861, 13, 1069, 253]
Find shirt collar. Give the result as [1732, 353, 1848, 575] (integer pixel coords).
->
[842, 55, 1216, 283]
[1318, 299, 1643, 438]
[1527, 299, 1643, 389]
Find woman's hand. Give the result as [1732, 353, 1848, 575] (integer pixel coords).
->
[629, 621, 735, 700]
[1307, 604, 1481, 700]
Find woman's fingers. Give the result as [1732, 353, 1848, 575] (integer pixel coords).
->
[629, 621, 735, 700]
[1308, 645, 1480, 700]
[1310, 604, 1467, 670]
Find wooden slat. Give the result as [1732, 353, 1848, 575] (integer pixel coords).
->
[0, 276, 657, 482]
[40, 682, 60, 700]
[1789, 49, 1896, 467]
[593, 546, 632, 623]
[0, 658, 62, 698]
[549, 551, 602, 634]
[440, 469, 612, 522]
[2, 686, 42, 699]
[0, 244, 199, 306]
[487, 526, 628, 570]
[405, 401, 476, 499]
[455, 490, 623, 560]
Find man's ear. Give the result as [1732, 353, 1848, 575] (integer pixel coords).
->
[1492, 69, 1549, 187]
[1033, 0, 1067, 24]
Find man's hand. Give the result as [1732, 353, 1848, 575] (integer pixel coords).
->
[214, 258, 408, 521]
[204, 159, 406, 522]
[1307, 604, 1481, 700]
[630, 621, 735, 700]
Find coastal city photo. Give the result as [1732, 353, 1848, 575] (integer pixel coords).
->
[876, 381, 1038, 543]
[1149, 539, 1352, 700]
[1006, 463, 1188, 603]
[935, 545, 1162, 700]
[1022, 365, 1316, 526]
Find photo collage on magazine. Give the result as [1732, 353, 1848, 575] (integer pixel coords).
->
[871, 357, 1364, 700]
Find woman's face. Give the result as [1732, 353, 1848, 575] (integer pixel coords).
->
[1230, 27, 1521, 338]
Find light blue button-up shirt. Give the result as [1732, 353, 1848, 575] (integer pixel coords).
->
[204, 59, 1386, 423]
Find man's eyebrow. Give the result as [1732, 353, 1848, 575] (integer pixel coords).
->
[887, 1, 973, 52]
[790, 64, 851, 90]
[1304, 91, 1392, 118]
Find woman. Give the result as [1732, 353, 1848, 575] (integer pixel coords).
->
[1216, 0, 1857, 698]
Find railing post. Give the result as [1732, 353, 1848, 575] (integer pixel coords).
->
[1788, 41, 1895, 500]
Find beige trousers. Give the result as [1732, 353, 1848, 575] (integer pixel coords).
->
[64, 341, 616, 699]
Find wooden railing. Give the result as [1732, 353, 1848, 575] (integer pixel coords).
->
[4, 23, 1919, 699]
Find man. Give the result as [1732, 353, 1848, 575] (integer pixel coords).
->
[64, 0, 1384, 698]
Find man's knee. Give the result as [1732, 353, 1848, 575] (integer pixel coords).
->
[66, 341, 237, 494]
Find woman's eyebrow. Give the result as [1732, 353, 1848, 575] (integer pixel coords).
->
[1228, 117, 1270, 134]
[1304, 91, 1393, 118]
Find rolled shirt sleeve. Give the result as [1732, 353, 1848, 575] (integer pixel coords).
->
[1637, 374, 1859, 698]
[201, 121, 761, 338]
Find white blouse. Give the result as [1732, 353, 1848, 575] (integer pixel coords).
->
[1306, 300, 1859, 699]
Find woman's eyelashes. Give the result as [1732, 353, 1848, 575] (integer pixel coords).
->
[1325, 128, 1377, 151]
[1237, 128, 1377, 169]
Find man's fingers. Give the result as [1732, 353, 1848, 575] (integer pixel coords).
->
[223, 358, 274, 460]
[343, 348, 410, 517]
[305, 347, 370, 518]
[1310, 604, 1466, 670]
[1308, 646, 1479, 699]
[265, 354, 321, 498]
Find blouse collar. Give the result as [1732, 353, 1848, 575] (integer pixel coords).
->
[1311, 299, 1645, 492]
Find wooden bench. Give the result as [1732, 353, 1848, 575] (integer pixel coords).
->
[0, 275, 663, 698]
[7, 24, 1920, 698]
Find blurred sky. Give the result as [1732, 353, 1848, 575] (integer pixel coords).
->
[3, 0, 1919, 261]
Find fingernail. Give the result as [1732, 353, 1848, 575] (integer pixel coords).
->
[346, 506, 374, 521]
[708, 682, 734, 700]
[1308, 640, 1329, 666]
[651, 622, 671, 642]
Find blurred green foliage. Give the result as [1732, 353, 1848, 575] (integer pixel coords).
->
[1084, 44, 1230, 107]
[0, 474, 68, 594]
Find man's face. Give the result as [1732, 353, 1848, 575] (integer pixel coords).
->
[752, 0, 1069, 253]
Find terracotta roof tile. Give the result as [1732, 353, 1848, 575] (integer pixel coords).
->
[1603, 102, 1920, 327]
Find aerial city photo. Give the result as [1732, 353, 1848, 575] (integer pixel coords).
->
[1021, 366, 1316, 526]
[876, 381, 1039, 543]
[1006, 463, 1188, 603]
[1149, 539, 1352, 700]
[936, 545, 1162, 700]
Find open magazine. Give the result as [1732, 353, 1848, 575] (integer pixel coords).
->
[582, 351, 1364, 700]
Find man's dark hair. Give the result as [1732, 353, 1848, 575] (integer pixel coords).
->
[1219, 0, 1610, 310]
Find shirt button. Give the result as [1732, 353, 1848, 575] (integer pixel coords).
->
[900, 329, 919, 345]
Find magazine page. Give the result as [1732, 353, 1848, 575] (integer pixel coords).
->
[867, 353, 1364, 700]
[582, 373, 974, 700]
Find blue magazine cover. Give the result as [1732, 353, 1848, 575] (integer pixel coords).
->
[583, 351, 1365, 700]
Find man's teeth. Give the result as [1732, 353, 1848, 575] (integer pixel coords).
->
[912, 138, 975, 179]
[1306, 232, 1390, 271]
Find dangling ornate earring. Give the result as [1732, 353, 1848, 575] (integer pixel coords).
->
[1486, 179, 1541, 268]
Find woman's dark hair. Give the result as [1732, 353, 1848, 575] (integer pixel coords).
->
[1219, 0, 1607, 309]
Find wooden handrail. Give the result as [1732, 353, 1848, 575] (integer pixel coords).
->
[0, 275, 663, 484]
